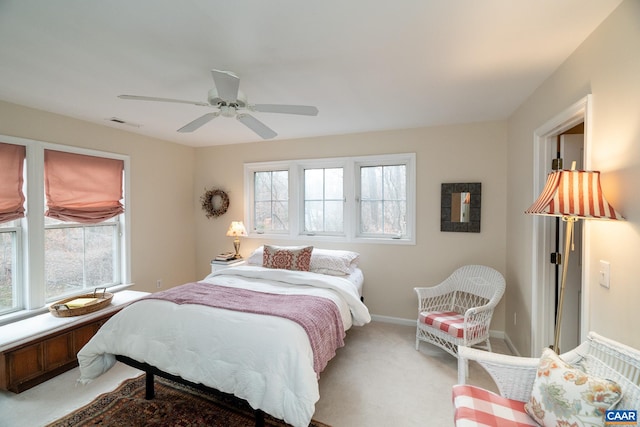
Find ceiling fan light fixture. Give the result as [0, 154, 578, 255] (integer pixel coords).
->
[207, 88, 247, 109]
[220, 105, 236, 117]
[207, 88, 223, 107]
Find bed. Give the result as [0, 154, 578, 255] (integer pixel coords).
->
[77, 246, 370, 427]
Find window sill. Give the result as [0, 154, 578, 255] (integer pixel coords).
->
[248, 233, 415, 245]
[0, 288, 146, 352]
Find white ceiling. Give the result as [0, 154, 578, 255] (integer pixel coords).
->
[0, 0, 622, 147]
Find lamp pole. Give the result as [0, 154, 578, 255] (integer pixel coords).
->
[553, 216, 578, 353]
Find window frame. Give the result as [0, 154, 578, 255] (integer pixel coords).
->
[355, 157, 412, 240]
[0, 134, 131, 323]
[244, 153, 416, 245]
[0, 221, 23, 313]
[298, 158, 349, 238]
[43, 217, 122, 302]
[246, 162, 291, 236]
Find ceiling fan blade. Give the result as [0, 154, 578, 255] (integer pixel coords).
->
[237, 114, 277, 139]
[211, 69, 240, 102]
[118, 94, 209, 107]
[177, 112, 219, 133]
[252, 104, 319, 116]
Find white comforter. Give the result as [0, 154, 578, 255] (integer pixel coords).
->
[77, 266, 370, 427]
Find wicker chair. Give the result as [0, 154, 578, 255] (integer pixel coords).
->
[454, 332, 640, 425]
[414, 265, 505, 358]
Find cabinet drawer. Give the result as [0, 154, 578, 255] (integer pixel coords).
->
[73, 323, 100, 353]
[8, 344, 43, 385]
[43, 333, 74, 371]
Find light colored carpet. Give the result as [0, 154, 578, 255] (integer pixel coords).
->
[0, 321, 506, 426]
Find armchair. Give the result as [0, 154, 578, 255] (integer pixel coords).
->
[414, 265, 505, 358]
[454, 332, 640, 426]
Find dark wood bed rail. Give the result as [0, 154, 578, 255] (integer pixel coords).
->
[115, 354, 266, 427]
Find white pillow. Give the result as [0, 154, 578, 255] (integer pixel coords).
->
[247, 246, 360, 276]
[309, 248, 360, 275]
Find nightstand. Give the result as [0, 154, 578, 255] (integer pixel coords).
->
[210, 259, 246, 273]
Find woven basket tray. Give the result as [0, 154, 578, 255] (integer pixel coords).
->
[49, 288, 113, 317]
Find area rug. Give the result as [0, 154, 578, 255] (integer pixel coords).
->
[47, 375, 331, 427]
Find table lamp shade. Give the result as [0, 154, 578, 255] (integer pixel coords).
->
[525, 170, 622, 220]
[226, 221, 248, 237]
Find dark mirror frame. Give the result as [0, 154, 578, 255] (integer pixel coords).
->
[440, 182, 482, 232]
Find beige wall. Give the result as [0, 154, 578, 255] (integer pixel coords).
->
[0, 100, 508, 327]
[0, 100, 197, 294]
[194, 122, 508, 325]
[506, 0, 640, 354]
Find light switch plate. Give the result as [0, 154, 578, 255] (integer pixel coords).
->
[599, 260, 610, 289]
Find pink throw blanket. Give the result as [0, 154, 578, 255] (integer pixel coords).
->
[141, 282, 345, 376]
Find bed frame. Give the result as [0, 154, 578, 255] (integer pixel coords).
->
[115, 354, 266, 427]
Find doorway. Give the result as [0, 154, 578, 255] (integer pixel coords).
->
[531, 95, 593, 356]
[553, 131, 583, 352]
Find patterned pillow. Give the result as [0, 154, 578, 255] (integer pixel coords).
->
[263, 245, 313, 271]
[524, 348, 623, 426]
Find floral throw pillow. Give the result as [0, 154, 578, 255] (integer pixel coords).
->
[524, 348, 623, 426]
[263, 245, 313, 271]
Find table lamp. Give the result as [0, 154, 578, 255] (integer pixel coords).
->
[226, 221, 248, 259]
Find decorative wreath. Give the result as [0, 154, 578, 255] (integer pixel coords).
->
[200, 188, 230, 219]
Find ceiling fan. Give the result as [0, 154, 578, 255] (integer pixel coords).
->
[118, 69, 319, 139]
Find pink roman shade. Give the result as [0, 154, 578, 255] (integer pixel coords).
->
[0, 142, 26, 224]
[44, 150, 124, 224]
[525, 170, 623, 220]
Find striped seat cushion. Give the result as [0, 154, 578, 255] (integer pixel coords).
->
[419, 310, 464, 338]
[452, 385, 537, 427]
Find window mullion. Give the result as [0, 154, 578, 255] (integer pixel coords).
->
[344, 161, 355, 240]
[24, 143, 45, 310]
[290, 165, 301, 236]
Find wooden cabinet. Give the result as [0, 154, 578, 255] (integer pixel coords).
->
[0, 312, 115, 393]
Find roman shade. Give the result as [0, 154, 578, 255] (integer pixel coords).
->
[0, 142, 26, 224]
[44, 150, 124, 224]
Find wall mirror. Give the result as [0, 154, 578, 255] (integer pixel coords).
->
[440, 182, 481, 232]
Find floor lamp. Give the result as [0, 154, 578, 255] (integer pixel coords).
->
[525, 167, 623, 353]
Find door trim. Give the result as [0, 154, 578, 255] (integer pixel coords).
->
[530, 95, 592, 355]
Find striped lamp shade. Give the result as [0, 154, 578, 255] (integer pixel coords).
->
[526, 170, 623, 220]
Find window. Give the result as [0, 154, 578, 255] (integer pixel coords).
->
[0, 220, 20, 314]
[304, 167, 344, 234]
[253, 170, 289, 233]
[244, 153, 415, 244]
[0, 142, 25, 314]
[0, 135, 130, 321]
[359, 164, 407, 237]
[44, 216, 120, 300]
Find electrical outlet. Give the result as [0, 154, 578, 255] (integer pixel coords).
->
[156, 279, 162, 289]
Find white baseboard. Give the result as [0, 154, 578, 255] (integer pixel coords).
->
[502, 332, 521, 356]
[370, 314, 414, 326]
